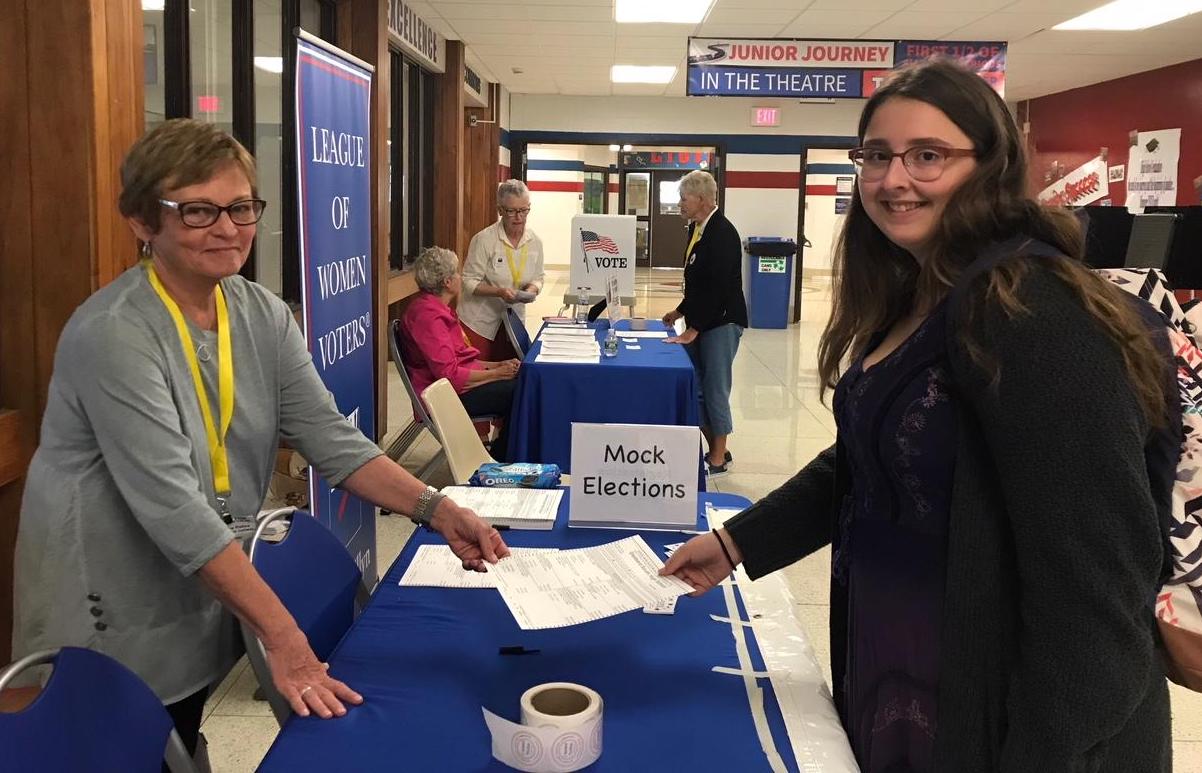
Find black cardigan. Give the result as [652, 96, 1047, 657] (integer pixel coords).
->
[725, 261, 1178, 772]
[677, 208, 748, 332]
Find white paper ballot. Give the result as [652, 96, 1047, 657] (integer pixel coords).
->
[618, 330, 669, 339]
[439, 485, 563, 529]
[539, 327, 596, 338]
[489, 535, 694, 630]
[539, 340, 600, 353]
[535, 353, 601, 364]
[398, 545, 556, 588]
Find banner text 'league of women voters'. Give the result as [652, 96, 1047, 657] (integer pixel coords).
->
[295, 35, 378, 581]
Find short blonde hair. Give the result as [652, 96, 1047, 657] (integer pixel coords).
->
[497, 179, 530, 207]
[119, 119, 257, 233]
[679, 170, 717, 204]
[414, 246, 460, 293]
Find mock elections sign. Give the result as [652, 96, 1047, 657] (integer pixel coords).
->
[569, 423, 701, 530]
[687, 38, 1007, 98]
[294, 34, 378, 582]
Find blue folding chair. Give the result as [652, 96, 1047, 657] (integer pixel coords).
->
[502, 306, 532, 357]
[242, 508, 372, 726]
[0, 646, 197, 772]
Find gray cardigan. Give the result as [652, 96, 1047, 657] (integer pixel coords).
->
[13, 267, 382, 702]
[725, 261, 1177, 771]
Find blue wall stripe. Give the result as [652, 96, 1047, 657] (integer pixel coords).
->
[527, 159, 585, 171]
[806, 163, 856, 174]
[500, 128, 511, 146]
[510, 130, 856, 155]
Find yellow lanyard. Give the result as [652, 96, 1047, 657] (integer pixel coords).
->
[684, 223, 704, 262]
[503, 241, 529, 288]
[145, 262, 235, 512]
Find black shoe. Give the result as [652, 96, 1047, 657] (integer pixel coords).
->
[724, 450, 733, 465]
[706, 460, 730, 478]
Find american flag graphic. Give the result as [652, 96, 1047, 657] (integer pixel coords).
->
[580, 230, 619, 254]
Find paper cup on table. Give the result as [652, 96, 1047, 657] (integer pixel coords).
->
[482, 682, 603, 772]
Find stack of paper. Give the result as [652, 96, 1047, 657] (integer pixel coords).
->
[535, 329, 601, 364]
[488, 535, 694, 630]
[439, 485, 563, 530]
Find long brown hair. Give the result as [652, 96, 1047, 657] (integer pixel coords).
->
[817, 59, 1168, 425]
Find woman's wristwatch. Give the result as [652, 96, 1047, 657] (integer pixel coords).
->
[411, 485, 446, 528]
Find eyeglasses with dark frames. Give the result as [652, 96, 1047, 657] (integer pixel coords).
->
[499, 206, 531, 216]
[848, 146, 977, 182]
[160, 198, 268, 228]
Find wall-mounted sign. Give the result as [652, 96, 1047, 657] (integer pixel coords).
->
[835, 176, 855, 195]
[687, 38, 1006, 99]
[464, 64, 487, 108]
[1037, 156, 1109, 208]
[387, 0, 445, 73]
[1127, 128, 1181, 213]
[751, 106, 780, 126]
[1108, 164, 1126, 183]
[620, 151, 712, 170]
[569, 423, 700, 530]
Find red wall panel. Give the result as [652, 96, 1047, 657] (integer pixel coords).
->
[1021, 57, 1202, 207]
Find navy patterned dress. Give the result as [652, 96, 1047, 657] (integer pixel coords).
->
[831, 302, 957, 772]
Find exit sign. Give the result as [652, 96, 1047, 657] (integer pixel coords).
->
[752, 107, 779, 127]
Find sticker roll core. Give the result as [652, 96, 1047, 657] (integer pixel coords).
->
[482, 682, 603, 772]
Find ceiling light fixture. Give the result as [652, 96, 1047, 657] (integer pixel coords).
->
[608, 144, 621, 151]
[254, 56, 284, 74]
[1053, 0, 1202, 30]
[611, 65, 677, 84]
[142, 0, 165, 10]
[615, 0, 714, 24]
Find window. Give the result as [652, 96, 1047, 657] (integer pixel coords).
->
[147, 0, 336, 302]
[389, 52, 435, 270]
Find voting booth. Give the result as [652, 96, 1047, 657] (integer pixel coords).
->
[569, 214, 636, 305]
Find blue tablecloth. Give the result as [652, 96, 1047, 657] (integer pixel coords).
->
[507, 321, 700, 473]
[259, 493, 802, 772]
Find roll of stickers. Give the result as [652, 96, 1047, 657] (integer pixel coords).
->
[482, 682, 603, 772]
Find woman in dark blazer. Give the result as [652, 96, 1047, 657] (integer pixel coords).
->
[661, 60, 1177, 771]
[663, 170, 747, 477]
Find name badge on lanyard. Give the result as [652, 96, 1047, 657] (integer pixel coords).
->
[146, 262, 237, 524]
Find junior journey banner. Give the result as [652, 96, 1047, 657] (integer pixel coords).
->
[687, 38, 1007, 98]
[294, 31, 377, 582]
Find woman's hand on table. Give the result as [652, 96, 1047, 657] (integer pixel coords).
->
[659, 530, 740, 596]
[430, 499, 511, 571]
[263, 626, 363, 719]
[664, 328, 698, 345]
[661, 309, 683, 327]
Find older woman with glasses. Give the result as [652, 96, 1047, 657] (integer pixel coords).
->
[459, 179, 545, 360]
[398, 246, 522, 459]
[12, 119, 508, 761]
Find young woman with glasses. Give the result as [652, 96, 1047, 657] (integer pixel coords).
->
[12, 119, 509, 761]
[662, 59, 1177, 771]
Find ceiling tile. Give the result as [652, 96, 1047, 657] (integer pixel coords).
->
[433, 4, 528, 20]
[861, 10, 993, 39]
[803, 0, 913, 9]
[945, 12, 1073, 40]
[696, 21, 788, 36]
[703, 7, 804, 25]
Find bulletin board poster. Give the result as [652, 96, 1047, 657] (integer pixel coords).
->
[686, 38, 1007, 99]
[1127, 128, 1182, 214]
[294, 34, 377, 583]
[570, 215, 637, 299]
[1037, 156, 1109, 208]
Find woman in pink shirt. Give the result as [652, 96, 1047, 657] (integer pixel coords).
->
[399, 246, 521, 460]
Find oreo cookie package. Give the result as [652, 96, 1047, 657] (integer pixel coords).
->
[469, 462, 562, 489]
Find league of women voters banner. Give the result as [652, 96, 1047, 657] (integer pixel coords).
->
[687, 38, 1006, 99]
[294, 32, 378, 582]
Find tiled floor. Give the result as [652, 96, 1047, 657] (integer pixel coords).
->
[201, 264, 1202, 770]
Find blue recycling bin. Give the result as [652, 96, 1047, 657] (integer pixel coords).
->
[745, 237, 796, 329]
